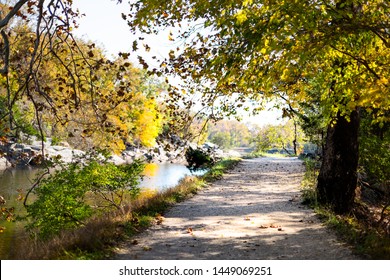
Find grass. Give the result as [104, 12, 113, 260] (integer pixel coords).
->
[244, 151, 297, 159]
[300, 158, 390, 259]
[11, 157, 241, 260]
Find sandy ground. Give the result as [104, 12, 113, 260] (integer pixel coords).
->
[115, 157, 359, 260]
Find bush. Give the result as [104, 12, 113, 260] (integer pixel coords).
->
[24, 153, 144, 239]
[185, 146, 215, 170]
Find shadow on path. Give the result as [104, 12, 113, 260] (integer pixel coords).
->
[115, 157, 359, 260]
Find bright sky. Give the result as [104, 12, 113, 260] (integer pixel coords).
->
[73, 0, 174, 65]
[73, 0, 134, 57]
[72, 0, 282, 127]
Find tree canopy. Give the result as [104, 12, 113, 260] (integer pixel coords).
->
[124, 0, 389, 123]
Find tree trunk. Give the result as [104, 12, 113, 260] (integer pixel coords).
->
[317, 110, 360, 214]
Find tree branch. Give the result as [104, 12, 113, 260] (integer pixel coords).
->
[0, 30, 10, 74]
[330, 45, 382, 80]
[0, 0, 29, 29]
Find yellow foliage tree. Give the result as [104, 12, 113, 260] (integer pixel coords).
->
[133, 98, 162, 147]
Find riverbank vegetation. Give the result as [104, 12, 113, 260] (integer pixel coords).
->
[9, 157, 239, 259]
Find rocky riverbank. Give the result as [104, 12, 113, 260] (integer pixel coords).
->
[0, 135, 230, 171]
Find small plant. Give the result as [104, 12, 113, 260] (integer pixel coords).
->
[50, 136, 61, 146]
[301, 158, 319, 206]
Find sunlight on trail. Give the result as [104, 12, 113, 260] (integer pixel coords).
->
[116, 157, 358, 260]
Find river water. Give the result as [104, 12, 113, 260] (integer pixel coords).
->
[0, 163, 205, 259]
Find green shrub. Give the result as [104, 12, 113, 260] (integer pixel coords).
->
[185, 146, 215, 170]
[301, 158, 319, 206]
[24, 153, 144, 239]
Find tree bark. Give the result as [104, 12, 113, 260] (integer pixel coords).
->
[317, 110, 360, 214]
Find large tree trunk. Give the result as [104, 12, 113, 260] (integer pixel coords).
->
[317, 110, 360, 214]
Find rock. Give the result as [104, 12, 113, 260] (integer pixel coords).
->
[58, 141, 71, 148]
[31, 140, 44, 147]
[144, 153, 153, 161]
[22, 147, 33, 153]
[51, 145, 67, 151]
[30, 145, 42, 151]
[14, 143, 26, 149]
[108, 154, 126, 165]
[0, 157, 11, 169]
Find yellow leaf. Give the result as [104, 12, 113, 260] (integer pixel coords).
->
[235, 10, 248, 24]
[380, 77, 389, 86]
[168, 31, 174, 41]
[243, 0, 253, 7]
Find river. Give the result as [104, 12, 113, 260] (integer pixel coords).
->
[0, 163, 205, 259]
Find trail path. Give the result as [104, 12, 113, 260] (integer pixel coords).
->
[115, 157, 358, 260]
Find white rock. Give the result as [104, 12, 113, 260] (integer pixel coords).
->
[108, 155, 126, 165]
[0, 157, 11, 169]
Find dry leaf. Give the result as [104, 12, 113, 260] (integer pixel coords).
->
[156, 214, 164, 225]
[259, 225, 268, 229]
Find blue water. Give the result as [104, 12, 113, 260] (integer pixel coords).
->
[140, 163, 206, 190]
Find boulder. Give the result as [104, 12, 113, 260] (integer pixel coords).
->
[108, 154, 126, 165]
[0, 157, 11, 169]
[51, 145, 67, 151]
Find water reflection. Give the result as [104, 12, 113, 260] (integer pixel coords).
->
[140, 163, 206, 190]
[0, 167, 39, 259]
[0, 167, 40, 199]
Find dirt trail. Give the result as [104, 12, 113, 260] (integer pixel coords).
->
[115, 157, 358, 260]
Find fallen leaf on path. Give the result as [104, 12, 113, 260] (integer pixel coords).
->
[278, 228, 284, 231]
[142, 246, 151, 251]
[244, 217, 251, 221]
[259, 225, 268, 229]
[155, 214, 164, 225]
[187, 227, 193, 234]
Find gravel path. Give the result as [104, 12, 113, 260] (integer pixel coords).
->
[115, 157, 358, 260]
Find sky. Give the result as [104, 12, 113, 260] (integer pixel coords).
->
[73, 0, 134, 56]
[73, 0, 174, 63]
[72, 0, 282, 127]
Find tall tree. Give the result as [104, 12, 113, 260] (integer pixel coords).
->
[1, 1, 166, 155]
[124, 0, 390, 213]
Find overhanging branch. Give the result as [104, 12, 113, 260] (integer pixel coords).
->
[0, 30, 9, 74]
[0, 0, 29, 29]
